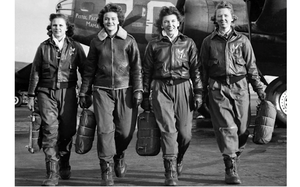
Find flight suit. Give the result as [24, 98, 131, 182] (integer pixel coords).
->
[80, 27, 143, 162]
[143, 31, 202, 186]
[28, 37, 86, 163]
[143, 32, 202, 161]
[200, 29, 265, 157]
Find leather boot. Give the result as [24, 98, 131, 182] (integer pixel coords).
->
[42, 161, 60, 186]
[59, 153, 71, 179]
[163, 158, 178, 186]
[176, 161, 183, 177]
[223, 155, 242, 184]
[45, 161, 50, 178]
[177, 154, 183, 176]
[114, 154, 127, 178]
[100, 160, 114, 186]
[59, 161, 71, 179]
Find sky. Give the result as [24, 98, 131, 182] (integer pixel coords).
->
[15, 0, 71, 63]
[15, 0, 89, 64]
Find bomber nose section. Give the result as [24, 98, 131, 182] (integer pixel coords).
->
[56, 0, 74, 16]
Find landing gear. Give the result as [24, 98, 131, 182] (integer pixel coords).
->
[15, 94, 23, 107]
[265, 76, 287, 126]
[15, 91, 28, 107]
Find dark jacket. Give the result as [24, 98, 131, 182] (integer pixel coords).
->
[79, 26, 143, 95]
[27, 37, 86, 95]
[199, 29, 264, 92]
[143, 32, 202, 94]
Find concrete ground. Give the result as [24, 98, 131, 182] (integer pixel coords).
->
[14, 105, 287, 186]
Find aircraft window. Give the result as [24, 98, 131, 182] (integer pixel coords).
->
[81, 2, 94, 12]
[56, 0, 74, 15]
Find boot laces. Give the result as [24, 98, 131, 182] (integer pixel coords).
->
[166, 159, 177, 178]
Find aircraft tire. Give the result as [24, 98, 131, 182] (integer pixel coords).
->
[265, 76, 287, 127]
[15, 95, 23, 107]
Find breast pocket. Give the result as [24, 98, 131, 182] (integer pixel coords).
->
[236, 57, 246, 66]
[41, 63, 51, 78]
[68, 61, 77, 79]
[181, 61, 189, 71]
[69, 59, 77, 72]
[154, 62, 164, 71]
[116, 63, 129, 75]
[230, 57, 246, 75]
[236, 57, 246, 69]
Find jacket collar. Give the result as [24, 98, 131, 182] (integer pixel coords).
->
[162, 30, 179, 41]
[158, 31, 185, 41]
[211, 26, 238, 39]
[48, 36, 72, 46]
[98, 26, 127, 41]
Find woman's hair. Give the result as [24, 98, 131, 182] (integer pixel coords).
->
[46, 13, 74, 37]
[97, 3, 125, 28]
[211, 1, 238, 27]
[155, 6, 183, 34]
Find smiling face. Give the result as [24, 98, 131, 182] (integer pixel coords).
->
[215, 8, 234, 32]
[103, 11, 119, 35]
[162, 14, 180, 37]
[51, 17, 67, 40]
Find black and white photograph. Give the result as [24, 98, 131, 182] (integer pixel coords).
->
[11, 0, 291, 186]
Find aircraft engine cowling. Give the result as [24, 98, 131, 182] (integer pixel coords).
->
[254, 0, 286, 34]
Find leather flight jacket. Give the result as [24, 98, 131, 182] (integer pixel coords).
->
[143, 32, 203, 95]
[200, 28, 265, 93]
[27, 37, 86, 96]
[80, 27, 143, 95]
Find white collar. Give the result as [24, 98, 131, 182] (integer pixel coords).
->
[52, 35, 66, 50]
[162, 30, 179, 42]
[98, 26, 127, 41]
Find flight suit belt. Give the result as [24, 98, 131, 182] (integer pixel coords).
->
[157, 78, 188, 86]
[38, 81, 77, 90]
[210, 75, 246, 85]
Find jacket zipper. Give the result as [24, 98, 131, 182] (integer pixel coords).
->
[170, 41, 173, 77]
[111, 37, 114, 89]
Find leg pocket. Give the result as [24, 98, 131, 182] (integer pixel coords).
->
[219, 126, 239, 156]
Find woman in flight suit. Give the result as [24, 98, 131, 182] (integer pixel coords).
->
[199, 1, 266, 184]
[142, 6, 202, 186]
[27, 13, 86, 186]
[79, 3, 143, 186]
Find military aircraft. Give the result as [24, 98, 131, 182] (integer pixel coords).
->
[15, 61, 31, 107]
[15, 0, 286, 126]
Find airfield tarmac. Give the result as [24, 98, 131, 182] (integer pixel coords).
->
[15, 102, 287, 186]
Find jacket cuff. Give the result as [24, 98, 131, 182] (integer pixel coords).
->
[133, 89, 143, 93]
[27, 93, 35, 97]
[79, 93, 87, 97]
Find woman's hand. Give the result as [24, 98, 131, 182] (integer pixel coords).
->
[27, 97, 35, 111]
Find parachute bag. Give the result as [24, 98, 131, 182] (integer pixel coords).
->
[75, 108, 96, 154]
[252, 100, 277, 144]
[26, 110, 42, 154]
[136, 110, 161, 156]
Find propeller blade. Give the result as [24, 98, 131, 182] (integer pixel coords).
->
[246, 0, 252, 42]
